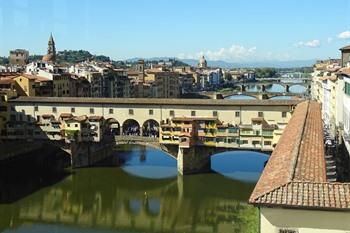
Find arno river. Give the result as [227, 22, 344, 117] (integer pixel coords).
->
[226, 83, 307, 100]
[0, 145, 268, 233]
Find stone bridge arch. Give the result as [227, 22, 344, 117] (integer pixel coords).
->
[287, 84, 308, 93]
[122, 119, 141, 136]
[106, 118, 121, 136]
[223, 93, 258, 99]
[261, 83, 285, 93]
[142, 119, 160, 137]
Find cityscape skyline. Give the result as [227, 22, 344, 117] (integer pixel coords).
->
[1, 0, 350, 62]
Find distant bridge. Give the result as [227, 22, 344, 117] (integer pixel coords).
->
[256, 77, 311, 83]
[201, 91, 305, 100]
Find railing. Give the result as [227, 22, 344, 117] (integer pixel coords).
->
[115, 135, 159, 143]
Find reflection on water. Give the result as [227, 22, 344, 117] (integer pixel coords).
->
[265, 84, 285, 93]
[269, 96, 293, 100]
[212, 151, 268, 182]
[226, 95, 256, 100]
[119, 145, 177, 179]
[0, 145, 264, 233]
[289, 85, 306, 93]
[244, 83, 306, 94]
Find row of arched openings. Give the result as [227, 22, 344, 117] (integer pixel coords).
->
[107, 118, 159, 137]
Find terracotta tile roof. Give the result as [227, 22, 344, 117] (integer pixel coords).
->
[340, 45, 350, 50]
[9, 96, 303, 107]
[41, 114, 54, 119]
[59, 113, 73, 119]
[293, 102, 326, 182]
[74, 115, 88, 122]
[252, 182, 350, 210]
[252, 117, 275, 130]
[172, 116, 219, 122]
[249, 101, 350, 210]
[0, 78, 14, 85]
[338, 68, 350, 77]
[127, 71, 139, 76]
[35, 77, 51, 83]
[20, 74, 46, 80]
[88, 115, 104, 121]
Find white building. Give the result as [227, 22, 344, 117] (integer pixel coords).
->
[340, 69, 350, 153]
[25, 61, 66, 80]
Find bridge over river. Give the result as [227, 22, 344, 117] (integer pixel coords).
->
[3, 97, 301, 174]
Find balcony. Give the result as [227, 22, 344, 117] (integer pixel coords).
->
[262, 131, 274, 137]
[161, 130, 172, 135]
[240, 130, 254, 136]
[216, 129, 227, 136]
[203, 140, 216, 146]
[179, 137, 190, 148]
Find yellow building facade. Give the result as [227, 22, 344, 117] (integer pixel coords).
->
[14, 75, 36, 96]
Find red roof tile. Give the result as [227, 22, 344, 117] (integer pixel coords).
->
[249, 101, 350, 210]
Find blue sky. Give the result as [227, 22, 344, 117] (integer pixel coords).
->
[0, 0, 350, 62]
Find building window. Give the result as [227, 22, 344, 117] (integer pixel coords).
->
[213, 111, 218, 117]
[10, 114, 16, 121]
[52, 107, 57, 113]
[129, 109, 134, 115]
[170, 110, 175, 117]
[34, 106, 38, 112]
[235, 111, 240, 117]
[109, 109, 113, 114]
[258, 112, 264, 117]
[90, 108, 94, 114]
[282, 112, 287, 118]
[279, 229, 298, 233]
[149, 109, 153, 115]
[191, 111, 196, 116]
[252, 140, 260, 145]
[71, 107, 75, 113]
[264, 141, 272, 146]
[345, 82, 350, 96]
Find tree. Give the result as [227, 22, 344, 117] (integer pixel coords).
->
[224, 72, 233, 82]
[255, 68, 277, 79]
[0, 56, 9, 65]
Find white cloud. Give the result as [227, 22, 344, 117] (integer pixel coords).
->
[178, 44, 293, 62]
[338, 31, 350, 39]
[295, 39, 320, 48]
[178, 45, 257, 61]
[327, 37, 333, 43]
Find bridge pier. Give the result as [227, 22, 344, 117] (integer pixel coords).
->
[260, 94, 269, 100]
[70, 140, 113, 168]
[177, 146, 212, 175]
[285, 85, 290, 93]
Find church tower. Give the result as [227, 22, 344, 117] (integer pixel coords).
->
[42, 33, 56, 63]
[198, 55, 207, 68]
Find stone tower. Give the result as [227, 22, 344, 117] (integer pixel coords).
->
[198, 55, 207, 68]
[42, 33, 56, 63]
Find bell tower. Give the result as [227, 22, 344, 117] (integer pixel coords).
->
[43, 33, 56, 63]
[47, 33, 56, 58]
